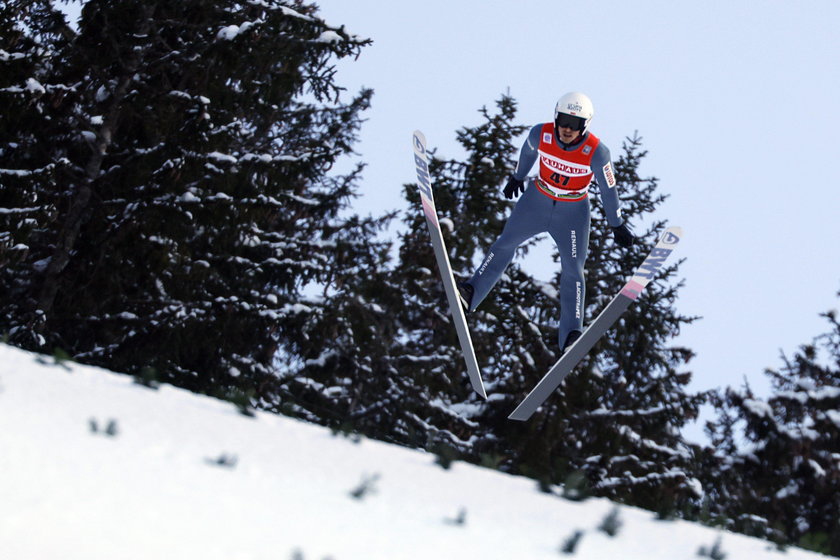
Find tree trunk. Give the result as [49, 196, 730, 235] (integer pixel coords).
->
[36, 10, 151, 325]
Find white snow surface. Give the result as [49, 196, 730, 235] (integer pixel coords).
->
[0, 343, 829, 560]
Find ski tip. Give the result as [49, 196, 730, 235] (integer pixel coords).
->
[412, 130, 427, 151]
[658, 226, 683, 247]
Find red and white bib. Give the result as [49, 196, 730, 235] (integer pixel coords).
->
[536, 123, 600, 201]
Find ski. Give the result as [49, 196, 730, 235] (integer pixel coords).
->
[508, 226, 683, 421]
[411, 131, 487, 399]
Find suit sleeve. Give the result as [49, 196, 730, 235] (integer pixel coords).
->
[591, 143, 624, 227]
[511, 125, 542, 181]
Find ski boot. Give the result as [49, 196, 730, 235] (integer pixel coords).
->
[561, 330, 582, 354]
[456, 281, 474, 312]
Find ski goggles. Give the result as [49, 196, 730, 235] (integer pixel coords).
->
[555, 113, 586, 131]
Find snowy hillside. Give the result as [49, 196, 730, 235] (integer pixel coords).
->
[0, 343, 828, 560]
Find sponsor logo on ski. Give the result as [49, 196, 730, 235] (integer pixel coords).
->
[412, 133, 425, 153]
[663, 231, 680, 245]
[413, 134, 433, 202]
[635, 248, 673, 279]
[477, 251, 495, 276]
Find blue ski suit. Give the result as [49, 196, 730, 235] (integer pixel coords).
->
[465, 123, 626, 348]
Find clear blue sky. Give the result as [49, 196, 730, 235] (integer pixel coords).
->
[315, 0, 840, 411]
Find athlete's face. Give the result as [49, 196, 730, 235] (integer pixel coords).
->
[556, 126, 581, 144]
[555, 113, 585, 144]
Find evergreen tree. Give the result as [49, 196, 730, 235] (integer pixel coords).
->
[276, 96, 529, 448]
[267, 204, 405, 439]
[276, 96, 533, 449]
[1, 1, 77, 348]
[0, 0, 376, 402]
[703, 298, 840, 555]
[395, 95, 533, 450]
[485, 133, 704, 516]
[391, 96, 704, 515]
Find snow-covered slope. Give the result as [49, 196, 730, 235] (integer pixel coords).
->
[0, 343, 828, 560]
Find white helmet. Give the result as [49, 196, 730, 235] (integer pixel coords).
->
[554, 92, 594, 134]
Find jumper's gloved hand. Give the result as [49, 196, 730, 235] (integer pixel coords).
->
[612, 223, 635, 248]
[502, 175, 525, 200]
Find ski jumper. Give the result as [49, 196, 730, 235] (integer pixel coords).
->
[466, 123, 625, 348]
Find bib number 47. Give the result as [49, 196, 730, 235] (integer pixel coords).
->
[549, 172, 571, 186]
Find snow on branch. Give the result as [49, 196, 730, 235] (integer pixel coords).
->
[178, 149, 310, 168]
[1, 79, 74, 97]
[616, 425, 692, 459]
[241, 1, 315, 22]
[0, 206, 46, 215]
[304, 349, 338, 368]
[597, 469, 703, 498]
[167, 90, 210, 105]
[316, 31, 342, 44]
[214, 1, 367, 46]
[214, 4, 315, 42]
[216, 21, 262, 41]
[742, 398, 773, 419]
[207, 151, 238, 165]
[823, 409, 840, 429]
[0, 159, 68, 178]
[776, 386, 840, 404]
[589, 405, 668, 418]
[0, 49, 27, 62]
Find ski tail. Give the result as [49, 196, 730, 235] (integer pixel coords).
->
[412, 131, 487, 399]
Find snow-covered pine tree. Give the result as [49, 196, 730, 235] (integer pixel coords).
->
[267, 202, 405, 438]
[388, 95, 540, 451]
[0, 0, 375, 402]
[263, 99, 533, 444]
[561, 134, 706, 514]
[477, 132, 705, 517]
[399, 100, 702, 512]
[391, 96, 704, 519]
[442, 97, 558, 403]
[1, 1, 77, 348]
[286, 95, 536, 450]
[703, 298, 840, 555]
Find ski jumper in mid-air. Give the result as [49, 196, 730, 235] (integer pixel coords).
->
[458, 92, 635, 351]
